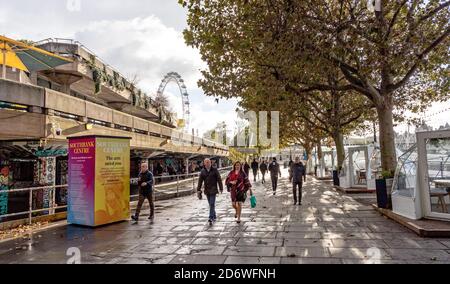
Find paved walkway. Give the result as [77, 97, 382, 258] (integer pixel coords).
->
[0, 170, 449, 264]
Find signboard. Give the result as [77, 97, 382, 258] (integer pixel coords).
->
[67, 136, 130, 227]
[68, 137, 96, 226]
[94, 137, 130, 226]
[35, 149, 67, 158]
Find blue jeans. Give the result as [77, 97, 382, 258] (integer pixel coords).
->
[207, 194, 217, 221]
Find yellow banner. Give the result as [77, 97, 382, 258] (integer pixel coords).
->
[94, 137, 130, 226]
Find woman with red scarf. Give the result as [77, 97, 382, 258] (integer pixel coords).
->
[226, 161, 252, 224]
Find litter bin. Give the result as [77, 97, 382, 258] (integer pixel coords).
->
[333, 170, 340, 186]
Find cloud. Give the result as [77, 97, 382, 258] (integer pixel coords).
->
[74, 16, 205, 90]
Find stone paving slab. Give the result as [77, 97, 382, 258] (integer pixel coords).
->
[170, 255, 227, 264]
[175, 245, 227, 255]
[191, 237, 238, 246]
[384, 239, 448, 250]
[235, 238, 284, 247]
[223, 246, 276, 257]
[386, 249, 450, 261]
[0, 170, 449, 264]
[275, 247, 331, 258]
[328, 248, 392, 260]
[224, 256, 281, 264]
[281, 257, 342, 264]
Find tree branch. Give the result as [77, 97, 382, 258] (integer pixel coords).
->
[417, 1, 450, 26]
[390, 26, 450, 91]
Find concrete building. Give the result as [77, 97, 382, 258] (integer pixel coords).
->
[0, 39, 228, 219]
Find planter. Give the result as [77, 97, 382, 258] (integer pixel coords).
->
[376, 178, 393, 209]
[333, 170, 340, 186]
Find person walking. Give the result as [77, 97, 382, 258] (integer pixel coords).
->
[226, 162, 252, 224]
[259, 160, 268, 184]
[291, 157, 307, 205]
[131, 163, 155, 223]
[251, 158, 259, 182]
[269, 158, 282, 195]
[197, 158, 224, 225]
[243, 161, 251, 178]
[288, 158, 294, 182]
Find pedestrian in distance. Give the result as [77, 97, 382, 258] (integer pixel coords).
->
[291, 157, 307, 205]
[259, 159, 268, 184]
[288, 158, 294, 182]
[225, 161, 252, 224]
[251, 158, 259, 182]
[197, 158, 224, 225]
[269, 158, 282, 195]
[131, 163, 155, 223]
[243, 161, 251, 178]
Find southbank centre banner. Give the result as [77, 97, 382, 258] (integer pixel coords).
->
[68, 136, 130, 227]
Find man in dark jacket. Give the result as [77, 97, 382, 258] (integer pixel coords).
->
[243, 161, 251, 177]
[291, 157, 307, 205]
[251, 159, 259, 182]
[132, 163, 155, 223]
[197, 158, 224, 225]
[269, 158, 282, 195]
[259, 160, 268, 184]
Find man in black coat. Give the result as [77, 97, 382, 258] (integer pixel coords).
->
[132, 163, 155, 223]
[251, 158, 259, 182]
[259, 160, 268, 184]
[288, 158, 294, 182]
[291, 157, 307, 205]
[269, 158, 282, 195]
[243, 161, 251, 177]
[197, 158, 224, 225]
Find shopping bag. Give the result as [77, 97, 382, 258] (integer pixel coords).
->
[250, 195, 257, 208]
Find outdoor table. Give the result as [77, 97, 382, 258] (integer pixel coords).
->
[433, 180, 450, 191]
[430, 182, 449, 213]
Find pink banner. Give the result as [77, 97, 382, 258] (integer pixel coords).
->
[68, 137, 96, 226]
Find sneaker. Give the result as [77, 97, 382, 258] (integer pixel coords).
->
[294, 201, 297, 205]
[298, 203, 302, 206]
[148, 216, 154, 222]
[131, 215, 139, 222]
[208, 219, 213, 226]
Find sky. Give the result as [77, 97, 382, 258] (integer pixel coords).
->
[1, 0, 448, 138]
[0, 0, 239, 137]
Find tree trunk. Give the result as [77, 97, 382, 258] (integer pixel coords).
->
[305, 148, 312, 174]
[317, 142, 323, 161]
[377, 103, 397, 175]
[333, 131, 345, 173]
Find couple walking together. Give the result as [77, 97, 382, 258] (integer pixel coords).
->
[197, 159, 252, 225]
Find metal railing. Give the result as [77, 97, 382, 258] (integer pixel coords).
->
[0, 185, 68, 225]
[0, 167, 232, 225]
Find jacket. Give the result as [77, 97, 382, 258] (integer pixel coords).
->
[291, 163, 306, 183]
[138, 170, 154, 195]
[269, 161, 280, 176]
[225, 170, 252, 193]
[197, 167, 224, 195]
[259, 162, 268, 173]
[243, 163, 251, 175]
[251, 161, 259, 171]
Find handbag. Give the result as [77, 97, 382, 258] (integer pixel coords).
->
[250, 195, 257, 208]
[236, 190, 247, 201]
